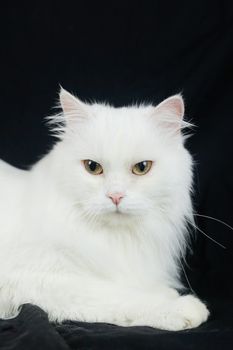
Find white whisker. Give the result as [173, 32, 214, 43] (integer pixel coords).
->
[180, 259, 195, 294]
[187, 219, 226, 249]
[194, 213, 233, 232]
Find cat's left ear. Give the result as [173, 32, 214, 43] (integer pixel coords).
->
[153, 95, 185, 134]
[59, 87, 87, 123]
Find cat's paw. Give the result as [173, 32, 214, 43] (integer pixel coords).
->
[170, 294, 210, 330]
[130, 295, 209, 331]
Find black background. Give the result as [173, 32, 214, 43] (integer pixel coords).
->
[0, 2, 233, 348]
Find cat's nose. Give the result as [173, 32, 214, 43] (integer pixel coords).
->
[108, 193, 124, 206]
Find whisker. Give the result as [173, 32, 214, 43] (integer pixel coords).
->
[79, 205, 101, 228]
[87, 211, 98, 227]
[187, 219, 226, 249]
[193, 213, 233, 232]
[180, 258, 195, 295]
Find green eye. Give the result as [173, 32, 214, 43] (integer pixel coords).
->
[132, 161, 152, 175]
[83, 160, 103, 175]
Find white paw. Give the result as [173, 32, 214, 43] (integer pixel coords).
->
[170, 294, 210, 330]
[130, 295, 209, 331]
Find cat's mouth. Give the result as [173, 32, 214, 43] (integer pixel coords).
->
[102, 204, 138, 217]
[114, 206, 123, 214]
[105, 205, 126, 215]
[113, 206, 130, 216]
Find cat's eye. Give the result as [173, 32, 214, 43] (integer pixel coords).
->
[83, 160, 103, 175]
[132, 161, 152, 175]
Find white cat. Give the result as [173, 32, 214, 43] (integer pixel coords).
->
[0, 88, 209, 330]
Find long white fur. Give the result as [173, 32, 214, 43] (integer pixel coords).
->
[0, 89, 209, 330]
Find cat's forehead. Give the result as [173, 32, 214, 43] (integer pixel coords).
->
[91, 103, 153, 122]
[90, 104, 156, 139]
[75, 104, 167, 162]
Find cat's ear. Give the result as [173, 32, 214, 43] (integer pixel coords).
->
[59, 87, 87, 122]
[155, 95, 184, 120]
[153, 95, 185, 134]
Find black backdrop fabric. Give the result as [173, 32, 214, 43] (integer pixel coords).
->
[0, 1, 233, 349]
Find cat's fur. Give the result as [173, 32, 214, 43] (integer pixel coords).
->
[0, 89, 209, 330]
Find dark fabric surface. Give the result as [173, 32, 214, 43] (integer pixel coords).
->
[0, 299, 233, 350]
[1, 1, 233, 349]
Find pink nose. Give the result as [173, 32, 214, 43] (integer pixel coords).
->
[108, 193, 124, 206]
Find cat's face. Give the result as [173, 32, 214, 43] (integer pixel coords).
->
[54, 89, 192, 227]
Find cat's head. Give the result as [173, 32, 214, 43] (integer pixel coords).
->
[50, 88, 193, 228]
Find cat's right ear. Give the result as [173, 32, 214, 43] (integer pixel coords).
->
[59, 87, 87, 123]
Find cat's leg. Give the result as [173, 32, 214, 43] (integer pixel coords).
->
[0, 273, 209, 330]
[79, 284, 209, 331]
[53, 283, 209, 331]
[53, 284, 209, 331]
[34, 278, 209, 330]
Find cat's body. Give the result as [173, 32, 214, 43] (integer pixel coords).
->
[0, 90, 209, 330]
